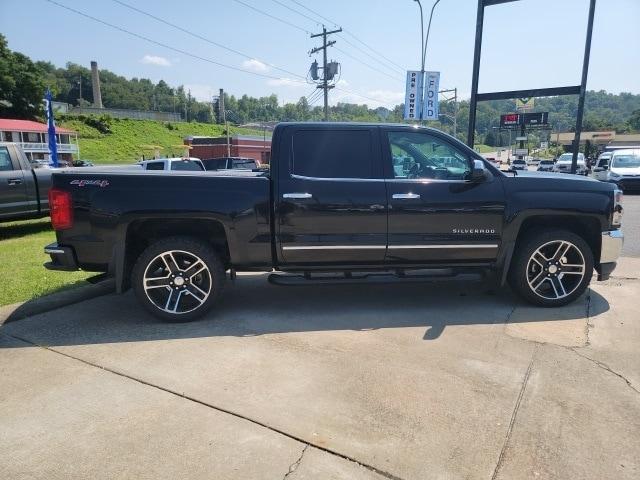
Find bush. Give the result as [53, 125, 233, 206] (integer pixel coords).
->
[84, 114, 112, 134]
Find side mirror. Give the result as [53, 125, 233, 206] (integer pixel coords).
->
[470, 159, 487, 182]
[602, 165, 609, 170]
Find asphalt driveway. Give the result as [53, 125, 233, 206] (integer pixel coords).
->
[1, 260, 639, 480]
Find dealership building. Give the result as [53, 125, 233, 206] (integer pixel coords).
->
[184, 135, 271, 163]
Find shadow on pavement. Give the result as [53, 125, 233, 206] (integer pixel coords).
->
[0, 273, 610, 347]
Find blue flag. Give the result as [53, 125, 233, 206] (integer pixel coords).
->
[45, 89, 59, 168]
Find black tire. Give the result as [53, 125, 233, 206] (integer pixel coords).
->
[509, 229, 593, 307]
[131, 236, 225, 322]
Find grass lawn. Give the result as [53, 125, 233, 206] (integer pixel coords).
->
[0, 218, 93, 306]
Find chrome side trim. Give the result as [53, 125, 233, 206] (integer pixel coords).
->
[283, 245, 386, 251]
[600, 230, 623, 263]
[283, 193, 312, 199]
[392, 193, 421, 199]
[388, 244, 498, 249]
[282, 244, 499, 251]
[44, 248, 66, 254]
[291, 174, 385, 182]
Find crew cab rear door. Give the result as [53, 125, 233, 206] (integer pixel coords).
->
[0, 145, 30, 219]
[382, 128, 505, 263]
[275, 125, 387, 264]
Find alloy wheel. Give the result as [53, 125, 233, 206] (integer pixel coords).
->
[142, 250, 212, 314]
[526, 240, 586, 300]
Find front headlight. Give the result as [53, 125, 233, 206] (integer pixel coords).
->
[608, 171, 621, 180]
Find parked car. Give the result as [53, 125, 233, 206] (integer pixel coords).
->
[1, 143, 53, 222]
[202, 157, 259, 171]
[137, 157, 205, 171]
[511, 159, 528, 171]
[553, 153, 587, 175]
[73, 160, 95, 167]
[537, 159, 555, 172]
[594, 149, 640, 192]
[44, 122, 623, 321]
[484, 156, 500, 168]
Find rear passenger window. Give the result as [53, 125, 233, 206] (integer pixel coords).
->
[292, 130, 374, 179]
[145, 162, 164, 170]
[0, 147, 14, 171]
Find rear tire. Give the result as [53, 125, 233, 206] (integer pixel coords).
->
[132, 236, 225, 322]
[509, 229, 593, 307]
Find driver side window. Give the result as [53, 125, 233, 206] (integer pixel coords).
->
[387, 131, 471, 180]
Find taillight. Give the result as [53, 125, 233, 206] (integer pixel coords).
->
[49, 188, 73, 230]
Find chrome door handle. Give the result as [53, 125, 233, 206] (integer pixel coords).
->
[8, 178, 23, 186]
[392, 193, 420, 199]
[283, 193, 312, 199]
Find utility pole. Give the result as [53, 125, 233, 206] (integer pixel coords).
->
[310, 26, 342, 121]
[78, 75, 82, 107]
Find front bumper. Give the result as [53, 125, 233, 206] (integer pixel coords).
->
[608, 177, 640, 191]
[44, 242, 79, 271]
[596, 230, 624, 280]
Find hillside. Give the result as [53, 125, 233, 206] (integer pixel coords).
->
[59, 117, 264, 164]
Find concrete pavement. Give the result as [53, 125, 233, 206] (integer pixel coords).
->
[1, 258, 639, 480]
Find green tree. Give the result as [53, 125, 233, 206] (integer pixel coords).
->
[0, 34, 46, 119]
[628, 109, 640, 131]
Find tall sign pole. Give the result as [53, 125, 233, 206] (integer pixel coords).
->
[572, 0, 596, 174]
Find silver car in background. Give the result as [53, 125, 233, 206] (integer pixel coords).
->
[553, 152, 587, 175]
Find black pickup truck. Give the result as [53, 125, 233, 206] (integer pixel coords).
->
[44, 123, 624, 321]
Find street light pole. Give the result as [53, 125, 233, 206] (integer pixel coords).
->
[413, 0, 442, 122]
[422, 0, 442, 70]
[413, 0, 425, 72]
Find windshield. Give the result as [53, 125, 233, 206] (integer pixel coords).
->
[540, 160, 553, 165]
[612, 154, 640, 169]
[513, 160, 525, 164]
[558, 153, 585, 163]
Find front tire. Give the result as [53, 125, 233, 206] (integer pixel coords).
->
[132, 236, 225, 322]
[509, 229, 593, 307]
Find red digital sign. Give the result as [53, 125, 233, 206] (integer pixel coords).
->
[500, 113, 520, 127]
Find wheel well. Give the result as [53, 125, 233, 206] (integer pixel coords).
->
[123, 218, 230, 289]
[515, 216, 601, 262]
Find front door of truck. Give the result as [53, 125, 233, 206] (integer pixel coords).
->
[382, 129, 505, 263]
[276, 126, 388, 265]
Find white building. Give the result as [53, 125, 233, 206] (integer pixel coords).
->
[0, 118, 78, 163]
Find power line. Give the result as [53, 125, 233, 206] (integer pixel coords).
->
[287, 0, 339, 28]
[269, 0, 320, 26]
[112, 0, 307, 81]
[338, 35, 404, 76]
[287, 0, 407, 71]
[231, 0, 311, 34]
[234, 0, 403, 84]
[45, 0, 308, 85]
[333, 47, 403, 82]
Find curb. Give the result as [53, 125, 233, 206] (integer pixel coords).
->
[0, 279, 116, 325]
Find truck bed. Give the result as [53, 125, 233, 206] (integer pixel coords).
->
[49, 168, 273, 278]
